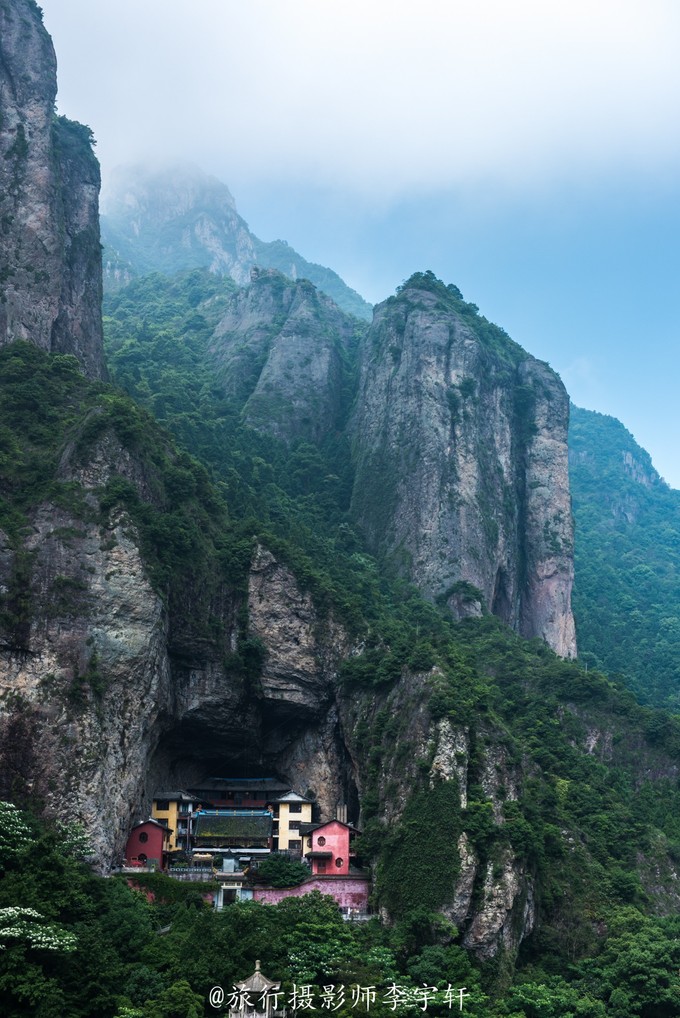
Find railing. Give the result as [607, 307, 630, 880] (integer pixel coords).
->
[113, 865, 218, 882]
[168, 867, 217, 882]
[169, 864, 214, 871]
[197, 809, 272, 817]
[117, 865, 160, 874]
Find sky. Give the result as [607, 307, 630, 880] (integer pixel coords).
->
[42, 0, 680, 485]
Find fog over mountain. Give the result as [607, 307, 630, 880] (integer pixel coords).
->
[43, 0, 680, 486]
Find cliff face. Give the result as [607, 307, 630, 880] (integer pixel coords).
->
[0, 416, 354, 868]
[350, 275, 576, 657]
[0, 432, 536, 961]
[208, 268, 363, 445]
[102, 163, 258, 287]
[0, 0, 104, 379]
[5, 2, 680, 989]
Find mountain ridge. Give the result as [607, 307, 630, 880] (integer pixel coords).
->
[100, 162, 373, 321]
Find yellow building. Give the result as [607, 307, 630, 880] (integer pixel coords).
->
[274, 791, 312, 854]
[151, 791, 200, 853]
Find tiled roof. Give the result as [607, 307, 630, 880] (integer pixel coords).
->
[194, 814, 272, 840]
[276, 790, 312, 803]
[236, 961, 280, 994]
[132, 818, 173, 832]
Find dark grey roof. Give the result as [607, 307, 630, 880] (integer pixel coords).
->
[236, 961, 281, 994]
[132, 818, 173, 833]
[194, 814, 272, 841]
[276, 790, 312, 803]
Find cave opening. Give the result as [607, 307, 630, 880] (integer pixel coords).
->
[144, 698, 360, 827]
[491, 565, 513, 625]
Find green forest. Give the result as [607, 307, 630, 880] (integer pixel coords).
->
[570, 406, 680, 710]
[2, 774, 680, 1016]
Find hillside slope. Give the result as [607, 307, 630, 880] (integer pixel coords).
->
[570, 405, 680, 709]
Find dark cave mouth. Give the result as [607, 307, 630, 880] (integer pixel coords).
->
[146, 715, 300, 801]
[145, 704, 359, 822]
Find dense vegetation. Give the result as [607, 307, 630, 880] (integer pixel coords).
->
[0, 340, 257, 679]
[105, 270, 680, 1002]
[1, 802, 678, 1017]
[570, 406, 680, 710]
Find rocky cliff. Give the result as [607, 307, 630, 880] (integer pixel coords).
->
[4, 4, 680, 984]
[0, 0, 104, 379]
[350, 273, 576, 658]
[0, 405, 537, 962]
[208, 268, 363, 445]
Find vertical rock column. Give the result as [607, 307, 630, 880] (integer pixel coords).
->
[0, 0, 105, 379]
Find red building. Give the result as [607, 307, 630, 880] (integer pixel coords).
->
[124, 818, 172, 869]
[304, 819, 357, 876]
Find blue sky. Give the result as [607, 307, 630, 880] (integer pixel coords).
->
[43, 0, 680, 485]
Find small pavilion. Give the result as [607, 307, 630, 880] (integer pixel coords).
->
[230, 960, 285, 1018]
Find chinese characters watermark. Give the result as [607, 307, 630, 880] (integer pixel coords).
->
[210, 983, 471, 1012]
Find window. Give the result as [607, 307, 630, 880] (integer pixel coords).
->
[154, 800, 169, 812]
[335, 858, 344, 868]
[138, 832, 149, 843]
[289, 803, 302, 813]
[138, 853, 147, 864]
[288, 839, 302, 851]
[317, 860, 327, 873]
[317, 836, 326, 846]
[289, 821, 300, 831]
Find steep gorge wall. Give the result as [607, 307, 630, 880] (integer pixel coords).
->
[0, 0, 104, 379]
[349, 277, 576, 657]
[0, 426, 537, 962]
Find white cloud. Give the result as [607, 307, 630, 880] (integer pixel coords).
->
[45, 0, 680, 197]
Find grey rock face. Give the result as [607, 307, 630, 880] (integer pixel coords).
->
[0, 424, 357, 866]
[350, 277, 576, 657]
[102, 163, 257, 286]
[0, 0, 104, 379]
[342, 671, 535, 959]
[209, 269, 362, 445]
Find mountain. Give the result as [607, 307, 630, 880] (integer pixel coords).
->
[100, 163, 373, 321]
[3, 3, 680, 1010]
[350, 272, 576, 657]
[104, 267, 575, 657]
[0, 0, 104, 379]
[570, 405, 680, 709]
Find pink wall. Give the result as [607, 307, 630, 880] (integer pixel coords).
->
[309, 820, 350, 875]
[253, 875, 369, 911]
[125, 823, 165, 866]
